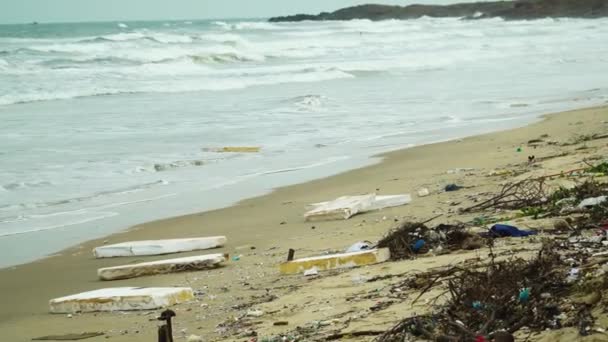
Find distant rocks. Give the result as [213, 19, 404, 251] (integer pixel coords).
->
[269, 0, 608, 22]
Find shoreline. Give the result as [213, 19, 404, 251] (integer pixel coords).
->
[1, 105, 607, 341]
[0, 104, 546, 269]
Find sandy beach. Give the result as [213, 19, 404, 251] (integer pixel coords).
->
[1, 105, 607, 341]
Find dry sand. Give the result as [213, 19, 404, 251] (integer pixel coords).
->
[1, 106, 607, 341]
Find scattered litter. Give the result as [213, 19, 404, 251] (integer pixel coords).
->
[412, 239, 426, 253]
[345, 241, 373, 253]
[518, 287, 530, 303]
[303, 267, 319, 277]
[567, 268, 580, 283]
[417, 188, 430, 197]
[97, 254, 227, 281]
[187, 334, 204, 342]
[305, 194, 375, 221]
[375, 242, 600, 341]
[487, 169, 512, 177]
[351, 274, 368, 284]
[246, 309, 264, 317]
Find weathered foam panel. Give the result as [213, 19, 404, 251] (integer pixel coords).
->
[93, 236, 227, 258]
[304, 194, 375, 221]
[279, 248, 390, 275]
[49, 287, 194, 313]
[98, 254, 227, 280]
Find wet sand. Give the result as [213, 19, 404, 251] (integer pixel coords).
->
[1, 105, 607, 341]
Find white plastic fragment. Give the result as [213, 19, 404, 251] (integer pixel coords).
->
[417, 188, 430, 197]
[578, 196, 607, 209]
[49, 287, 194, 313]
[98, 254, 227, 280]
[93, 236, 227, 258]
[447, 168, 475, 174]
[303, 267, 319, 276]
[247, 309, 264, 317]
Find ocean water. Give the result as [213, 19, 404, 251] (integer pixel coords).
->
[1, 18, 607, 268]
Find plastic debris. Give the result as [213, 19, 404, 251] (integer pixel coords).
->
[187, 335, 204, 342]
[93, 236, 227, 258]
[484, 224, 538, 238]
[32, 332, 104, 341]
[279, 248, 390, 275]
[412, 239, 426, 252]
[305, 194, 375, 221]
[578, 196, 607, 209]
[519, 288, 530, 303]
[417, 188, 430, 197]
[203, 146, 261, 153]
[447, 168, 475, 174]
[303, 267, 319, 277]
[49, 287, 194, 313]
[305, 193, 411, 221]
[97, 254, 227, 281]
[345, 241, 373, 253]
[246, 309, 264, 317]
[445, 184, 463, 192]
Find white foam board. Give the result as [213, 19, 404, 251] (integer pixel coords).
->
[49, 287, 194, 313]
[98, 254, 227, 280]
[93, 236, 227, 258]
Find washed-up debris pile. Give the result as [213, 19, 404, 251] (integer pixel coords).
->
[376, 240, 608, 342]
[376, 221, 484, 260]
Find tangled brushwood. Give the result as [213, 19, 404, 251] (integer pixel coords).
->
[376, 241, 608, 342]
[377, 222, 484, 260]
[462, 178, 549, 213]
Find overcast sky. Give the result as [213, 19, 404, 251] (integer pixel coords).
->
[1, 0, 470, 24]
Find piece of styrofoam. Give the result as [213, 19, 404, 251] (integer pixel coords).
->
[279, 248, 390, 275]
[578, 196, 607, 209]
[49, 287, 194, 313]
[93, 236, 227, 258]
[304, 194, 375, 221]
[368, 195, 411, 211]
[98, 254, 227, 281]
